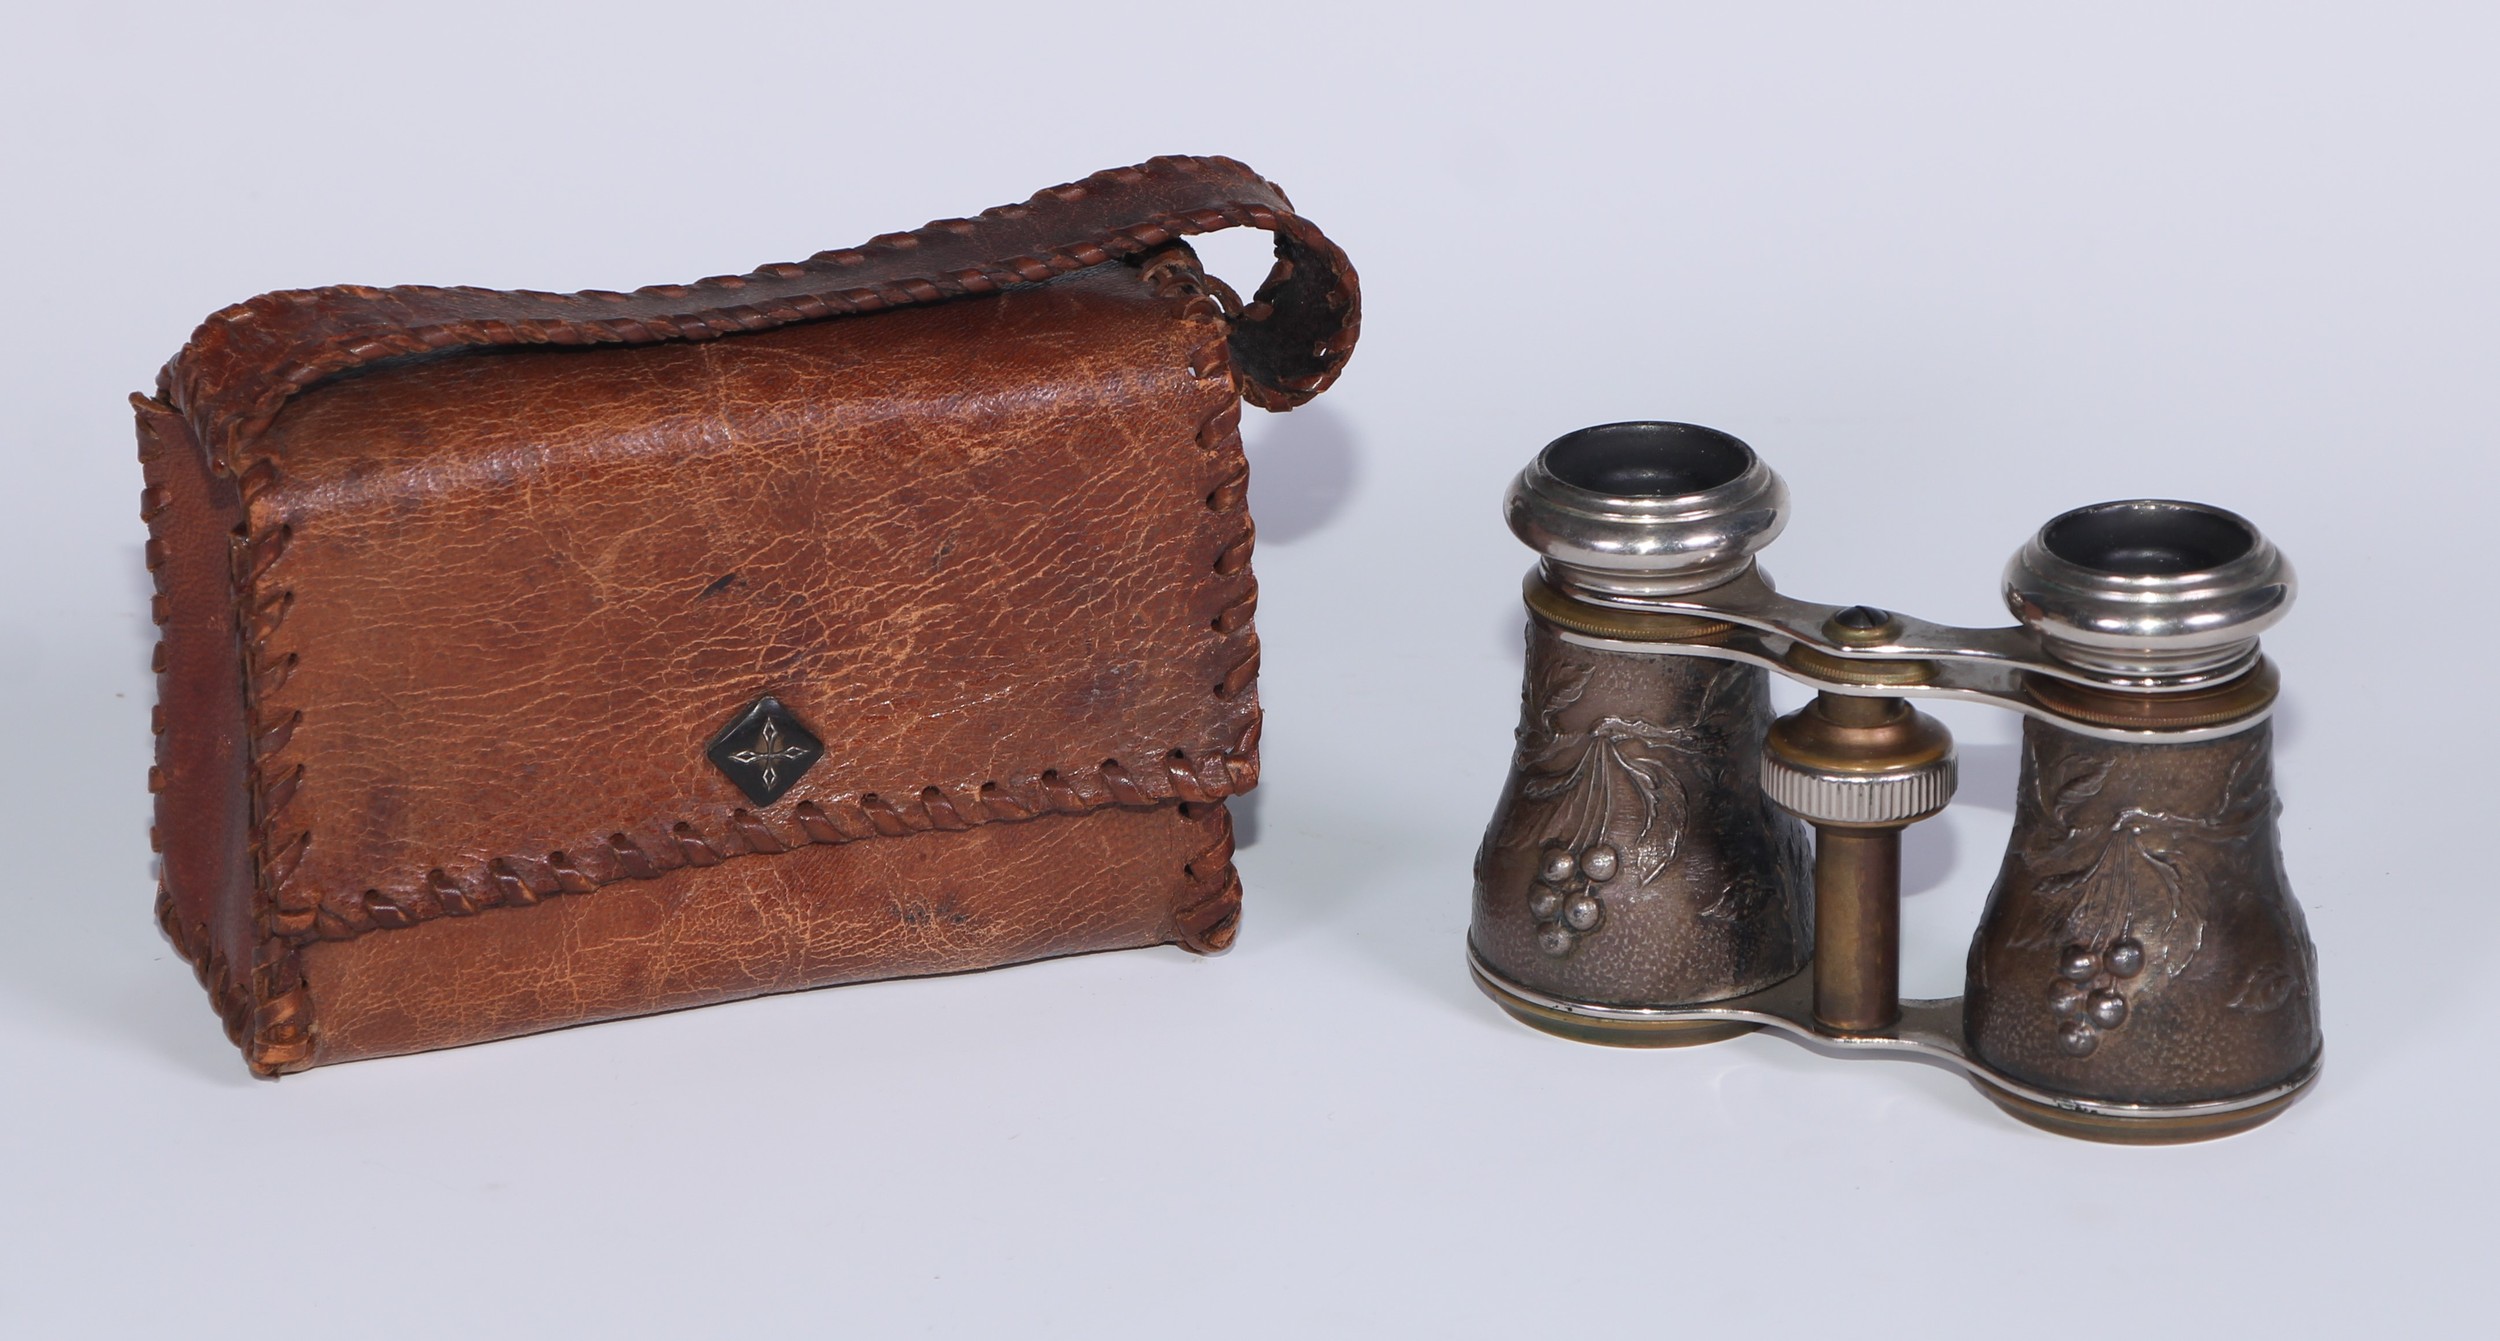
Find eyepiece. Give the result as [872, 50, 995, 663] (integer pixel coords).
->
[2040, 501, 2257, 577]
[1507, 422, 1789, 604]
[2007, 499, 2293, 685]
[1541, 422, 1755, 499]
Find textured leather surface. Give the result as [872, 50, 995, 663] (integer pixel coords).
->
[258, 263, 1249, 940]
[136, 398, 268, 1053]
[161, 155, 1359, 465]
[139, 158, 1356, 1074]
[301, 804, 1224, 1062]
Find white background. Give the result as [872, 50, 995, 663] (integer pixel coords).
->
[4, 3, 2493, 1335]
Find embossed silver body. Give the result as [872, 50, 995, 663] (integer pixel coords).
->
[1472, 422, 2320, 1141]
[1472, 625, 1811, 1010]
[1476, 425, 1813, 1024]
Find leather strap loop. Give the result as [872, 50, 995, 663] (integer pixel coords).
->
[159, 154, 1360, 470]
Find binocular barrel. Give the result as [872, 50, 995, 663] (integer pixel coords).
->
[1471, 423, 2319, 1142]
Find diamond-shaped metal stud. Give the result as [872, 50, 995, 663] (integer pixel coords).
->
[705, 695, 824, 806]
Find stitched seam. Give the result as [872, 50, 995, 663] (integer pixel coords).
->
[317, 744, 1254, 937]
[1142, 246, 1253, 952]
[141, 404, 314, 1075]
[1173, 803, 1243, 953]
[229, 459, 315, 1073]
[163, 156, 1357, 477]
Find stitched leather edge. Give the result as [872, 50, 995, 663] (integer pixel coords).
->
[234, 475, 315, 1071]
[329, 741, 1261, 941]
[159, 154, 1360, 472]
[1147, 245, 1252, 954]
[135, 407, 313, 1074]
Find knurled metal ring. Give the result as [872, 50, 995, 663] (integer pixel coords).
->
[1759, 752, 1957, 828]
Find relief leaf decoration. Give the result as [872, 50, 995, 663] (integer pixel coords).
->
[1508, 658, 1719, 888]
[2008, 737, 2271, 980]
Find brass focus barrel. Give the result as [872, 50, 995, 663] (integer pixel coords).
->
[1812, 829, 1900, 1033]
[1760, 685, 1956, 1035]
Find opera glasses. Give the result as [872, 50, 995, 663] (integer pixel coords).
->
[1470, 423, 2319, 1141]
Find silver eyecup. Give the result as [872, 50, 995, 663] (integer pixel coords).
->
[1505, 422, 1789, 605]
[2004, 499, 2295, 684]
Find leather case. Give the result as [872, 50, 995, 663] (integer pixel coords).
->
[137, 155, 1360, 1074]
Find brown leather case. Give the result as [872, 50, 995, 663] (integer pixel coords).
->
[137, 156, 1359, 1075]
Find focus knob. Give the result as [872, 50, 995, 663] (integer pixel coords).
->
[1760, 695, 1956, 828]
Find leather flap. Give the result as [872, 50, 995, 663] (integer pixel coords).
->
[234, 259, 1261, 943]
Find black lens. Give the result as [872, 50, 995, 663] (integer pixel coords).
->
[2041, 502, 2254, 576]
[1541, 422, 1753, 498]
